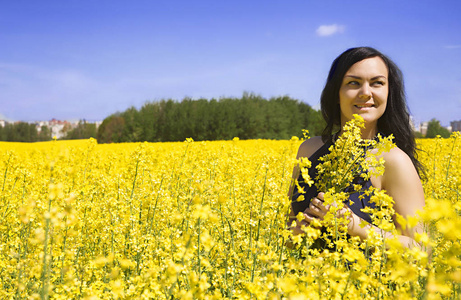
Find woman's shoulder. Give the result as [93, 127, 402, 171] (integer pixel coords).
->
[380, 145, 425, 217]
[381, 146, 414, 170]
[380, 145, 421, 189]
[296, 136, 325, 159]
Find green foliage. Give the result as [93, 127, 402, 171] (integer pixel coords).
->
[63, 120, 98, 140]
[97, 115, 126, 143]
[426, 118, 451, 138]
[97, 94, 325, 143]
[38, 125, 51, 141]
[414, 131, 424, 139]
[0, 122, 48, 142]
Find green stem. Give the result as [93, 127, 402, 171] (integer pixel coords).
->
[130, 157, 140, 200]
[40, 197, 53, 300]
[340, 267, 354, 300]
[445, 134, 458, 181]
[149, 176, 164, 235]
[2, 153, 12, 192]
[251, 168, 268, 282]
[60, 217, 68, 283]
[197, 218, 201, 278]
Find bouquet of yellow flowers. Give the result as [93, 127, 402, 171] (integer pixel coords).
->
[295, 114, 395, 249]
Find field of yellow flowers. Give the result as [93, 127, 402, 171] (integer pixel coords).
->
[0, 133, 460, 299]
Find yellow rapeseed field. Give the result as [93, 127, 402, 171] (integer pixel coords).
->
[0, 132, 460, 299]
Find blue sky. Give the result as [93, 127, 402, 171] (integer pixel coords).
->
[1, 0, 460, 126]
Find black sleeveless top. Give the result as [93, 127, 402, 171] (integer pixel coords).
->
[291, 138, 376, 224]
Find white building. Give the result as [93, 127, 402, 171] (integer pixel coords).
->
[420, 122, 428, 136]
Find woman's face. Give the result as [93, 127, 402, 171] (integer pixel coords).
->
[339, 56, 389, 132]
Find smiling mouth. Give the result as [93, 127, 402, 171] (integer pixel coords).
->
[354, 104, 375, 108]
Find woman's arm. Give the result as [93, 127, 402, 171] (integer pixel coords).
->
[302, 192, 424, 249]
[347, 212, 422, 248]
[381, 147, 425, 238]
[286, 137, 324, 232]
[299, 147, 426, 249]
[287, 137, 324, 199]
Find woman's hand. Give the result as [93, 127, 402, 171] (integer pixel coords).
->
[289, 193, 329, 235]
[288, 192, 356, 236]
[304, 192, 328, 223]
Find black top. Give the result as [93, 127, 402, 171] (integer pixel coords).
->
[291, 138, 376, 224]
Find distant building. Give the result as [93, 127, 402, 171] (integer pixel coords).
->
[49, 119, 72, 139]
[3, 118, 101, 139]
[409, 116, 417, 132]
[35, 121, 49, 131]
[420, 122, 428, 136]
[451, 120, 461, 132]
[33, 119, 78, 139]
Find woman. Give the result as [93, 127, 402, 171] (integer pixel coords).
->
[288, 47, 425, 248]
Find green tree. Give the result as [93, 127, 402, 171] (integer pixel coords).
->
[63, 121, 97, 140]
[426, 118, 450, 138]
[16, 122, 31, 142]
[214, 98, 241, 139]
[38, 125, 52, 141]
[0, 122, 40, 142]
[414, 131, 424, 139]
[139, 102, 160, 142]
[96, 94, 326, 143]
[121, 107, 142, 142]
[97, 114, 126, 143]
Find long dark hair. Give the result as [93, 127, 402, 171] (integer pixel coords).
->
[320, 47, 424, 177]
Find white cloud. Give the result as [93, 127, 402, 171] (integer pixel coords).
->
[445, 45, 461, 49]
[316, 24, 345, 37]
[0, 63, 96, 92]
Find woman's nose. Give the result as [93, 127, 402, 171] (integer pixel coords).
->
[359, 83, 372, 99]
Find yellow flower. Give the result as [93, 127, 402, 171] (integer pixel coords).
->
[0, 133, 459, 299]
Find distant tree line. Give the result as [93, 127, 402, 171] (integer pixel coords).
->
[0, 95, 455, 143]
[96, 94, 325, 143]
[62, 121, 98, 140]
[0, 122, 51, 142]
[0, 120, 99, 142]
[425, 118, 451, 138]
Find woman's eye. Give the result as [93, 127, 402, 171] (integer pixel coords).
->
[373, 81, 385, 86]
[347, 81, 359, 86]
